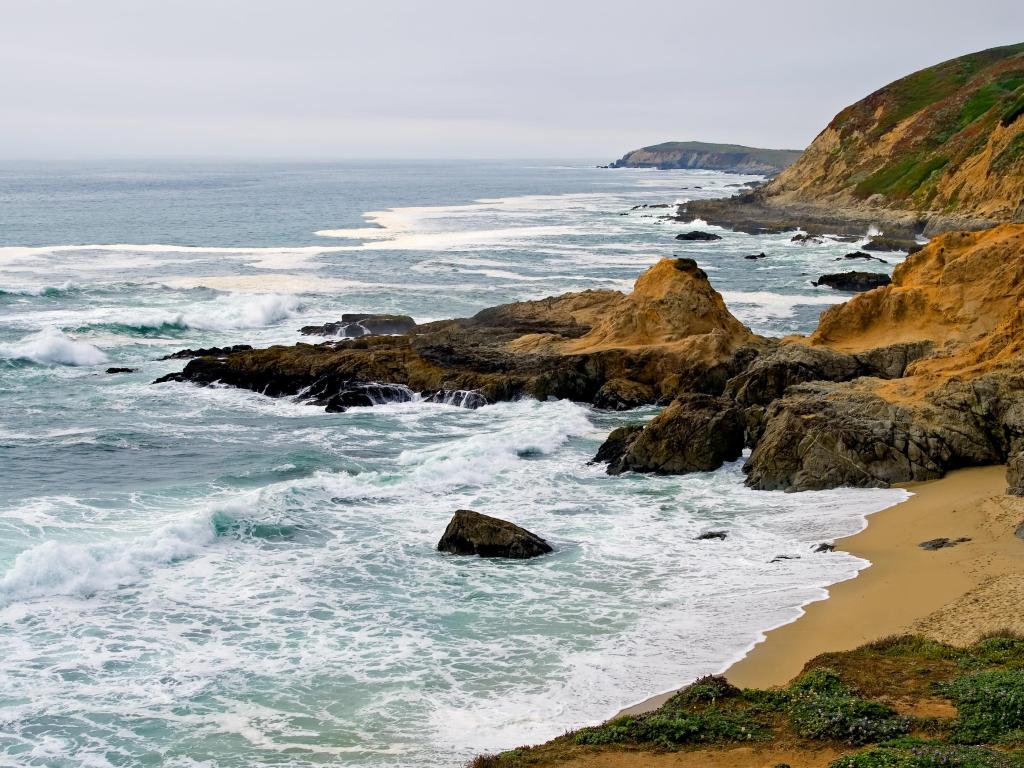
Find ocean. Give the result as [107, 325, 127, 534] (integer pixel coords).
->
[0, 160, 909, 767]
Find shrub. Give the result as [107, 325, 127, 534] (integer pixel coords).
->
[830, 739, 1024, 767]
[942, 670, 1024, 743]
[789, 693, 910, 745]
[573, 709, 766, 749]
[963, 635, 1024, 668]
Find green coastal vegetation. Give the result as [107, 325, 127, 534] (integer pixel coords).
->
[471, 634, 1024, 767]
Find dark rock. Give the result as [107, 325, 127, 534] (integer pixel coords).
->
[322, 383, 416, 412]
[603, 394, 745, 475]
[743, 373, 1024, 492]
[813, 543, 835, 553]
[791, 233, 824, 244]
[725, 345, 863, 407]
[160, 344, 253, 360]
[863, 236, 919, 253]
[591, 424, 644, 466]
[744, 252, 768, 260]
[770, 555, 800, 563]
[105, 367, 135, 374]
[422, 389, 489, 408]
[1008, 452, 1024, 495]
[300, 313, 416, 337]
[696, 530, 728, 540]
[854, 341, 934, 380]
[437, 509, 552, 559]
[813, 271, 892, 292]
[593, 378, 656, 410]
[675, 231, 722, 241]
[919, 537, 971, 551]
[838, 251, 888, 264]
[1015, 522, 1024, 540]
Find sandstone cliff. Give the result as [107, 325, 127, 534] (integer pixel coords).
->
[686, 43, 1024, 234]
[609, 141, 801, 175]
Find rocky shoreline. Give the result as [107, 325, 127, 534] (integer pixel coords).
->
[155, 225, 1024, 496]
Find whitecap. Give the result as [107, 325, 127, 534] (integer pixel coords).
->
[0, 327, 108, 366]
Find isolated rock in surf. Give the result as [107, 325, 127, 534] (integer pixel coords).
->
[437, 510, 553, 559]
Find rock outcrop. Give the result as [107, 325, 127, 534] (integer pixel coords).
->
[300, 314, 416, 337]
[675, 231, 722, 241]
[683, 43, 1024, 235]
[596, 394, 745, 476]
[742, 226, 1024, 490]
[437, 510, 552, 559]
[813, 272, 892, 292]
[1008, 452, 1024, 495]
[156, 257, 762, 409]
[609, 141, 802, 175]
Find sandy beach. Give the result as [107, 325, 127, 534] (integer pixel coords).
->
[626, 464, 1024, 714]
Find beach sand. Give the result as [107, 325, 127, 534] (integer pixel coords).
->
[625, 464, 1024, 713]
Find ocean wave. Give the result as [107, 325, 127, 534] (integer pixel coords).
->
[0, 327, 108, 366]
[0, 281, 79, 298]
[0, 512, 218, 605]
[78, 293, 304, 336]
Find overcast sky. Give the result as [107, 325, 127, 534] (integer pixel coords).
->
[2, 0, 1022, 160]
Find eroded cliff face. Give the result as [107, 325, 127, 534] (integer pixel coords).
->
[742, 225, 1024, 490]
[763, 43, 1024, 228]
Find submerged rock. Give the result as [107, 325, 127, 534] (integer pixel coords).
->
[744, 252, 768, 260]
[864, 236, 918, 253]
[675, 231, 722, 241]
[437, 510, 552, 559]
[791, 233, 824, 244]
[813, 271, 892, 292]
[695, 530, 728, 540]
[600, 394, 744, 475]
[160, 344, 253, 360]
[300, 313, 416, 337]
[105, 367, 135, 374]
[838, 251, 888, 263]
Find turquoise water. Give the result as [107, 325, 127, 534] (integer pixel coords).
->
[0, 161, 909, 767]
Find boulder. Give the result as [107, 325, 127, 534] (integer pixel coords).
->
[675, 231, 722, 241]
[791, 233, 824, 244]
[863, 236, 919, 253]
[813, 271, 892, 292]
[725, 345, 863, 407]
[696, 530, 728, 540]
[300, 313, 416, 337]
[1008, 452, 1024, 496]
[592, 378, 656, 410]
[591, 424, 644, 466]
[105, 367, 135, 374]
[744, 252, 768, 260]
[437, 510, 553, 559]
[600, 394, 745, 475]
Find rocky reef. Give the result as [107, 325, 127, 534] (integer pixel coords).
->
[158, 224, 1024, 493]
[608, 141, 801, 175]
[156, 257, 764, 408]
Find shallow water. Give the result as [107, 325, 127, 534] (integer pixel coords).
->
[0, 160, 909, 766]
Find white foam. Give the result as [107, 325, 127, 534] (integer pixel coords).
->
[0, 327, 108, 366]
[721, 290, 847, 320]
[0, 512, 217, 605]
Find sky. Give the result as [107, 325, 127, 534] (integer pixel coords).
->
[2, 0, 1022, 160]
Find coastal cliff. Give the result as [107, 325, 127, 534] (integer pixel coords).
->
[686, 43, 1024, 235]
[609, 141, 801, 175]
